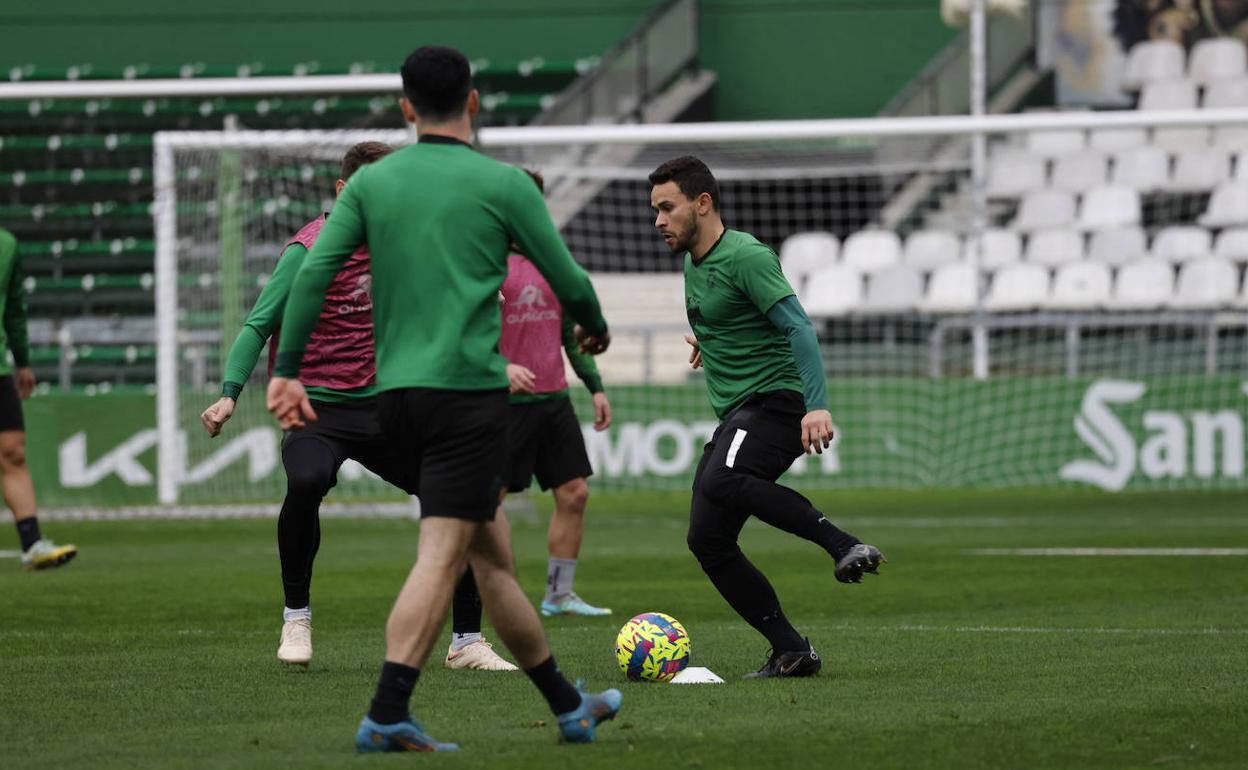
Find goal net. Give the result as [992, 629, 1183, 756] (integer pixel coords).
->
[155, 109, 1248, 504]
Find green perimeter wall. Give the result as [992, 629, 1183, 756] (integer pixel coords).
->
[1, 1, 955, 119]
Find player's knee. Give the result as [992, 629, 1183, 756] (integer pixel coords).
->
[555, 478, 589, 513]
[686, 527, 737, 571]
[284, 462, 334, 499]
[0, 438, 26, 469]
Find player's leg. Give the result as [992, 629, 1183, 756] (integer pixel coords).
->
[535, 399, 609, 616]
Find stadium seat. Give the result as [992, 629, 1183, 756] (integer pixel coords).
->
[779, 232, 839, 291]
[1048, 262, 1112, 310]
[1236, 152, 1248, 179]
[902, 229, 962, 271]
[1024, 229, 1085, 266]
[840, 229, 902, 273]
[1088, 227, 1148, 266]
[1012, 190, 1077, 232]
[1170, 257, 1239, 308]
[1151, 226, 1213, 262]
[962, 228, 1023, 269]
[1050, 150, 1108, 193]
[921, 263, 978, 313]
[1026, 129, 1085, 157]
[1110, 146, 1170, 191]
[1168, 148, 1231, 191]
[985, 263, 1050, 311]
[802, 265, 863, 317]
[1089, 127, 1147, 153]
[987, 152, 1046, 198]
[1200, 181, 1248, 226]
[1153, 126, 1211, 152]
[1204, 75, 1248, 107]
[1140, 79, 1199, 111]
[1110, 260, 1175, 310]
[862, 264, 924, 313]
[1078, 186, 1141, 230]
[1122, 40, 1186, 90]
[1213, 226, 1248, 263]
[1188, 38, 1247, 85]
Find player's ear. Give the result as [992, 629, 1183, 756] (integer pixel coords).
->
[466, 89, 481, 119]
[696, 191, 714, 216]
[399, 97, 417, 125]
[334, 178, 346, 196]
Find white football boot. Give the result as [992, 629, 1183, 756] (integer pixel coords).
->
[444, 637, 518, 671]
[277, 618, 313, 666]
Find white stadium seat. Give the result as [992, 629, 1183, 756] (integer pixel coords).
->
[1024, 229, 1085, 266]
[1140, 78, 1199, 111]
[1078, 186, 1141, 230]
[1048, 262, 1112, 310]
[1237, 152, 1248, 180]
[1110, 260, 1175, 310]
[1151, 226, 1212, 262]
[1026, 129, 1085, 157]
[779, 232, 839, 291]
[987, 152, 1047, 198]
[903, 229, 962, 271]
[862, 265, 924, 313]
[1088, 227, 1148, 266]
[1204, 76, 1248, 108]
[840, 229, 902, 273]
[1110, 147, 1169, 192]
[962, 228, 1023, 269]
[921, 263, 978, 313]
[1122, 40, 1185, 90]
[1169, 148, 1231, 191]
[1170, 257, 1239, 308]
[1153, 126, 1211, 152]
[1013, 190, 1077, 232]
[985, 263, 1050, 311]
[1213, 227, 1248, 263]
[1089, 127, 1147, 153]
[1200, 181, 1248, 227]
[801, 265, 862, 317]
[1051, 150, 1108, 192]
[1188, 38, 1247, 85]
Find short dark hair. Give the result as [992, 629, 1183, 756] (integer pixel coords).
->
[401, 46, 473, 122]
[648, 155, 719, 210]
[340, 141, 394, 180]
[523, 168, 545, 194]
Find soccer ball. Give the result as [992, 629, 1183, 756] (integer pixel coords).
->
[615, 612, 691, 682]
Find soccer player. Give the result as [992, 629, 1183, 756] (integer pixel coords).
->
[266, 46, 622, 752]
[0, 227, 76, 571]
[200, 142, 512, 672]
[648, 156, 885, 679]
[498, 169, 613, 619]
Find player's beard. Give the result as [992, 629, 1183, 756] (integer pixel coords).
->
[667, 217, 698, 254]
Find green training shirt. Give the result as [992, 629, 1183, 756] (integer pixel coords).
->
[0, 229, 30, 377]
[684, 228, 804, 419]
[275, 136, 607, 391]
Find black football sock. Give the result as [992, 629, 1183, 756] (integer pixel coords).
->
[368, 661, 420, 725]
[524, 656, 582, 716]
[451, 567, 483, 635]
[16, 517, 41, 551]
[736, 478, 860, 559]
[704, 551, 808, 652]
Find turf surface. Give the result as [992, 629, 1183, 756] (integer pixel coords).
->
[2, 489, 1246, 768]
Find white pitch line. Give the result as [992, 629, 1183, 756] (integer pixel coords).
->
[0, 550, 19, 559]
[965, 547, 1248, 557]
[865, 624, 1248, 637]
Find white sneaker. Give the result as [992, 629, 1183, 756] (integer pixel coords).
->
[277, 618, 312, 666]
[444, 637, 518, 671]
[20, 538, 77, 571]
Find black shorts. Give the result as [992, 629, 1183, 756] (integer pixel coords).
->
[504, 397, 593, 493]
[377, 387, 509, 521]
[0, 376, 24, 432]
[284, 398, 418, 494]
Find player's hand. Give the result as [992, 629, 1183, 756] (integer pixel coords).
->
[575, 325, 611, 355]
[592, 391, 612, 431]
[507, 363, 537, 394]
[497, 291, 506, 306]
[800, 409, 835, 455]
[684, 334, 702, 370]
[14, 367, 34, 399]
[200, 396, 236, 438]
[266, 377, 317, 430]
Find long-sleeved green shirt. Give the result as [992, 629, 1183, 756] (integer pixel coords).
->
[0, 229, 30, 376]
[275, 135, 607, 391]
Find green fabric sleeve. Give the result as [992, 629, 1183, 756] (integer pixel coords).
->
[274, 186, 364, 377]
[736, 244, 796, 316]
[561, 314, 603, 394]
[766, 295, 827, 412]
[3, 243, 29, 368]
[503, 170, 607, 337]
[221, 243, 307, 398]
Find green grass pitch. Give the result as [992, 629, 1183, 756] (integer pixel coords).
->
[2, 489, 1246, 769]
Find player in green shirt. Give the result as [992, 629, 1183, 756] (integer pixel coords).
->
[648, 156, 885, 679]
[0, 228, 76, 571]
[265, 46, 621, 752]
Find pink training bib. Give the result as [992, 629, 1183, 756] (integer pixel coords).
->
[500, 254, 568, 394]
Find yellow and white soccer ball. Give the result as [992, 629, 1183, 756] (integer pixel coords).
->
[615, 612, 691, 682]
